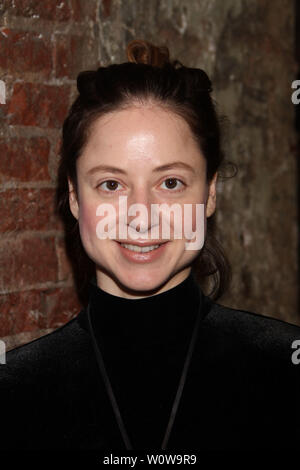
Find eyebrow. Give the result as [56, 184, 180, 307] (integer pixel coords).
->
[87, 161, 196, 175]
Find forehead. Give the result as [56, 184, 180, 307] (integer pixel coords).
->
[79, 104, 205, 172]
[90, 104, 193, 140]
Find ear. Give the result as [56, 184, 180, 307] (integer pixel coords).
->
[206, 172, 217, 218]
[68, 178, 79, 220]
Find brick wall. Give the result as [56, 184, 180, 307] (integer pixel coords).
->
[0, 0, 299, 352]
[0, 0, 101, 350]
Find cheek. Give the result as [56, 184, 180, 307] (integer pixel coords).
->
[191, 203, 206, 233]
[78, 203, 99, 241]
[180, 202, 206, 237]
[176, 202, 206, 253]
[182, 185, 207, 236]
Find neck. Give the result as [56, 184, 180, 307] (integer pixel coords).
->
[95, 266, 192, 299]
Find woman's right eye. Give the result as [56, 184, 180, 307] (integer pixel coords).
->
[97, 180, 122, 192]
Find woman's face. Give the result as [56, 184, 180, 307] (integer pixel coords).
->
[68, 104, 217, 298]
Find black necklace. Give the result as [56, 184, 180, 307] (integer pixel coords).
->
[86, 288, 203, 450]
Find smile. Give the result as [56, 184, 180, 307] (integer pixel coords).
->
[120, 243, 161, 253]
[116, 240, 169, 263]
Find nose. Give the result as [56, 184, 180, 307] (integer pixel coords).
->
[126, 186, 157, 234]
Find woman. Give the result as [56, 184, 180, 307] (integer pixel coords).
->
[0, 39, 300, 451]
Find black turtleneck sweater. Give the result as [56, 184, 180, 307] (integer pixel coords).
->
[87, 270, 201, 449]
[1, 267, 300, 450]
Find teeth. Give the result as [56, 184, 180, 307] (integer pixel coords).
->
[120, 243, 161, 253]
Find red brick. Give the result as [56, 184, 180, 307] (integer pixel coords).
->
[2, 0, 72, 22]
[70, 0, 98, 22]
[8, 83, 70, 128]
[55, 34, 99, 79]
[0, 294, 16, 337]
[0, 290, 46, 336]
[100, 0, 112, 18]
[50, 135, 63, 181]
[0, 236, 58, 290]
[56, 237, 73, 282]
[44, 286, 80, 329]
[0, 29, 52, 78]
[0, 188, 61, 233]
[0, 137, 50, 183]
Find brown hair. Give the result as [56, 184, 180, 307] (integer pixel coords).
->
[56, 39, 233, 304]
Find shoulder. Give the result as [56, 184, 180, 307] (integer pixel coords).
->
[0, 309, 92, 450]
[0, 309, 90, 386]
[200, 295, 300, 362]
[204, 296, 300, 333]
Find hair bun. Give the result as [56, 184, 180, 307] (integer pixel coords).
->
[126, 39, 170, 67]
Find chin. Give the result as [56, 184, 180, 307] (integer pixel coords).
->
[92, 240, 191, 296]
[115, 269, 171, 295]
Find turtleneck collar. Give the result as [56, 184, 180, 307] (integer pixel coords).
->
[87, 268, 202, 342]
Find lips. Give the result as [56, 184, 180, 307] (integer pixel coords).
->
[120, 243, 161, 253]
[115, 240, 169, 263]
[115, 240, 169, 246]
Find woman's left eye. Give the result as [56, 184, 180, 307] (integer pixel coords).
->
[160, 178, 185, 191]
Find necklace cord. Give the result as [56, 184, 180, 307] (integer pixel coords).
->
[86, 286, 204, 451]
[161, 307, 201, 450]
[87, 305, 133, 450]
